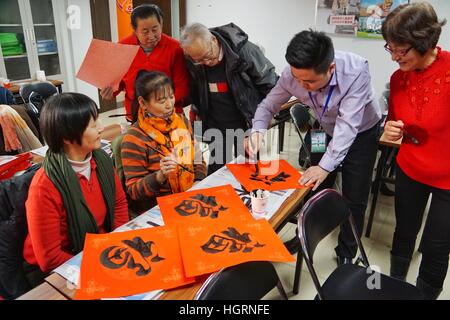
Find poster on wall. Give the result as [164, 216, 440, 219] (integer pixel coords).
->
[116, 0, 134, 41]
[316, 0, 361, 37]
[357, 0, 409, 39]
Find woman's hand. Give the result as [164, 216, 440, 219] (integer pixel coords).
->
[158, 156, 177, 180]
[384, 120, 404, 141]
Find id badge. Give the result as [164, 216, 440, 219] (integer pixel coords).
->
[310, 130, 327, 153]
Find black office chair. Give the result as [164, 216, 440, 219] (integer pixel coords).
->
[293, 189, 423, 300]
[19, 81, 57, 104]
[18, 81, 57, 142]
[0, 164, 43, 299]
[290, 103, 312, 170]
[194, 261, 288, 300]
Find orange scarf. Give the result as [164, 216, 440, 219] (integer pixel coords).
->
[138, 108, 195, 193]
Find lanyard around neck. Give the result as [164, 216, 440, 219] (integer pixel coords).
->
[308, 83, 335, 123]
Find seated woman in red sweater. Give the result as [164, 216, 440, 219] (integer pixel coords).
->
[382, 2, 449, 299]
[100, 4, 190, 119]
[23, 93, 129, 276]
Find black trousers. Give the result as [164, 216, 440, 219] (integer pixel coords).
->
[308, 124, 379, 258]
[391, 166, 450, 288]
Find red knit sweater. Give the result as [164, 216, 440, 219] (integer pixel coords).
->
[118, 33, 190, 115]
[23, 159, 129, 272]
[389, 47, 450, 189]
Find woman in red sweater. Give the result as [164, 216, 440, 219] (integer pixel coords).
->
[23, 93, 129, 277]
[382, 2, 449, 299]
[100, 4, 190, 119]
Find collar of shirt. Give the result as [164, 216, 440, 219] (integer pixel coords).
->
[68, 153, 93, 181]
[218, 43, 224, 62]
[317, 70, 338, 93]
[142, 46, 153, 55]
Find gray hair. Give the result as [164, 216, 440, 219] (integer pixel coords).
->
[180, 22, 214, 48]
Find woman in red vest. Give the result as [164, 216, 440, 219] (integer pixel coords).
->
[100, 4, 190, 120]
[382, 2, 449, 299]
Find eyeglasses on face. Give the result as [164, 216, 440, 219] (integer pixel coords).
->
[189, 42, 216, 65]
[384, 43, 413, 57]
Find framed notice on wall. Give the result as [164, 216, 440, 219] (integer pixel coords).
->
[315, 0, 361, 37]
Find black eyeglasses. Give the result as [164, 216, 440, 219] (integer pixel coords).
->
[384, 43, 413, 57]
[189, 42, 216, 65]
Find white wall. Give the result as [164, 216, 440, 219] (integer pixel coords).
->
[186, 0, 450, 100]
[58, 0, 99, 104]
[109, 0, 119, 43]
[426, 0, 450, 49]
[186, 0, 316, 76]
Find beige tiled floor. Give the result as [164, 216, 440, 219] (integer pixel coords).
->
[100, 110, 450, 300]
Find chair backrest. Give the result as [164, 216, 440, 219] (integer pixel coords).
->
[298, 189, 351, 264]
[290, 103, 312, 169]
[19, 81, 57, 103]
[110, 134, 139, 219]
[297, 189, 370, 298]
[381, 90, 390, 109]
[0, 164, 40, 299]
[194, 261, 282, 300]
[110, 134, 125, 191]
[0, 86, 16, 105]
[290, 103, 310, 132]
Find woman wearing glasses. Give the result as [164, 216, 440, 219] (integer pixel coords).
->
[100, 4, 190, 121]
[382, 2, 449, 299]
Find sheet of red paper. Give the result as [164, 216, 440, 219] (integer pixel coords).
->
[226, 159, 305, 191]
[178, 218, 295, 277]
[157, 184, 253, 226]
[76, 39, 139, 91]
[75, 227, 194, 300]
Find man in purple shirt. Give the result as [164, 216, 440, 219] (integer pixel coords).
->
[246, 30, 381, 264]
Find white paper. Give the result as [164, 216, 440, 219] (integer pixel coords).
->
[30, 145, 49, 158]
[0, 155, 17, 166]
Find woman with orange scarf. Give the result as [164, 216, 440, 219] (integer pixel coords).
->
[121, 70, 206, 213]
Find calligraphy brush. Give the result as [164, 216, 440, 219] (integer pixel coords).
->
[249, 136, 260, 177]
[147, 144, 194, 174]
[255, 150, 260, 176]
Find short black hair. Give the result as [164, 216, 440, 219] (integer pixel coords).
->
[131, 4, 163, 29]
[40, 92, 98, 153]
[382, 2, 446, 55]
[132, 70, 174, 122]
[285, 30, 335, 74]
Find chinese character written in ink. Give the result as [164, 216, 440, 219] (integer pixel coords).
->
[174, 194, 228, 219]
[100, 237, 165, 276]
[201, 227, 265, 254]
[249, 171, 291, 186]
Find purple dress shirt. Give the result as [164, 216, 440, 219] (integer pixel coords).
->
[252, 51, 382, 172]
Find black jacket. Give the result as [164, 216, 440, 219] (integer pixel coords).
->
[186, 23, 279, 128]
[0, 164, 40, 299]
